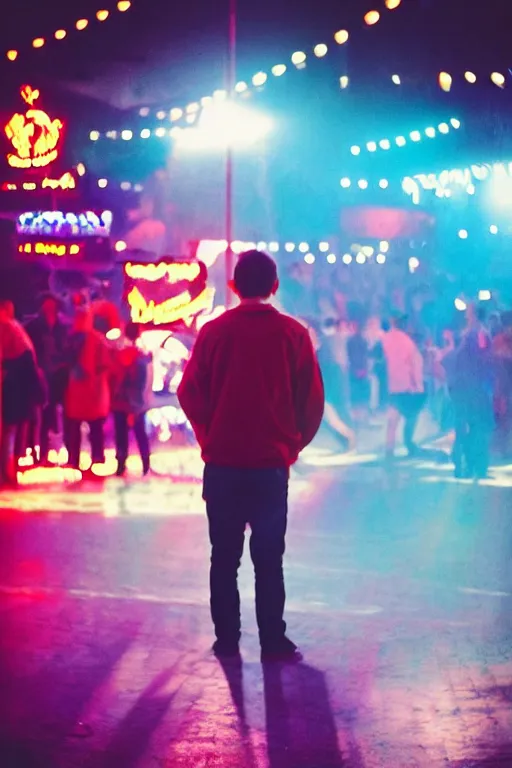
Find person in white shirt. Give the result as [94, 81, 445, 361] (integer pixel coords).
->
[381, 314, 425, 458]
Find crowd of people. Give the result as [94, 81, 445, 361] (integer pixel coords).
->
[1, 252, 512, 487]
[0, 294, 153, 486]
[277, 259, 512, 478]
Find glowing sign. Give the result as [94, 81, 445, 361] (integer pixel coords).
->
[17, 210, 112, 237]
[128, 286, 214, 326]
[124, 258, 211, 328]
[41, 172, 76, 190]
[125, 261, 201, 283]
[18, 241, 82, 257]
[5, 85, 63, 169]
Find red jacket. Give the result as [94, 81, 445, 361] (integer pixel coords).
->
[178, 303, 324, 468]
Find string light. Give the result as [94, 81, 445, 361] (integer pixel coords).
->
[54, 30, 66, 40]
[252, 72, 267, 87]
[392, 74, 401, 85]
[439, 72, 452, 92]
[314, 44, 328, 58]
[465, 71, 476, 84]
[351, 145, 361, 156]
[291, 51, 306, 66]
[32, 38, 45, 48]
[96, 10, 109, 21]
[117, 1, 131, 10]
[364, 11, 380, 25]
[339, 76, 350, 89]
[272, 64, 286, 77]
[6, 50, 18, 61]
[76, 19, 89, 30]
[334, 29, 349, 45]
[385, 0, 401, 8]
[491, 72, 505, 88]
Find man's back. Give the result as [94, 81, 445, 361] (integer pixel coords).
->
[178, 303, 324, 468]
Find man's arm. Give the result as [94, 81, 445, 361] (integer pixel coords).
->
[294, 330, 325, 450]
[177, 329, 211, 446]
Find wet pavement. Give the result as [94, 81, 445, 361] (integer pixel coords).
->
[0, 443, 511, 767]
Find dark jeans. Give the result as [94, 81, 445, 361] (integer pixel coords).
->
[203, 464, 289, 650]
[113, 411, 150, 471]
[453, 397, 493, 477]
[65, 418, 105, 469]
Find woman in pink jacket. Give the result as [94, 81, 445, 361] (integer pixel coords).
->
[64, 309, 111, 471]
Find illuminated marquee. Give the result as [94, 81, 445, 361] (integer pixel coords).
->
[5, 85, 63, 170]
[18, 241, 82, 257]
[124, 258, 211, 328]
[1, 173, 76, 192]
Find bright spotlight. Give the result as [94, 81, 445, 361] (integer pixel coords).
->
[115, 240, 127, 252]
[319, 242, 330, 252]
[438, 122, 449, 134]
[379, 139, 391, 150]
[458, 229, 468, 239]
[304, 253, 316, 264]
[465, 71, 477, 84]
[299, 242, 309, 253]
[326, 253, 337, 264]
[174, 102, 272, 151]
[392, 74, 401, 85]
[121, 130, 133, 141]
[314, 43, 328, 57]
[478, 290, 492, 301]
[334, 29, 349, 45]
[491, 72, 506, 88]
[89, 130, 100, 141]
[396, 136, 406, 147]
[376, 253, 386, 264]
[408, 256, 420, 272]
[379, 179, 389, 189]
[367, 141, 377, 152]
[410, 130, 421, 142]
[425, 127, 436, 138]
[358, 179, 368, 189]
[285, 243, 295, 252]
[351, 145, 361, 156]
[291, 51, 307, 65]
[379, 240, 390, 253]
[450, 118, 461, 129]
[454, 298, 467, 311]
[140, 128, 151, 139]
[342, 253, 353, 264]
[340, 177, 351, 188]
[439, 72, 452, 92]
[364, 10, 380, 25]
[490, 225, 498, 234]
[356, 252, 366, 264]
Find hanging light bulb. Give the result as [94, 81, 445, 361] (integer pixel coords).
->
[97, 9, 109, 21]
[272, 64, 286, 77]
[117, 0, 131, 10]
[439, 72, 452, 92]
[339, 75, 349, 89]
[364, 10, 380, 25]
[252, 72, 267, 87]
[314, 43, 328, 57]
[76, 19, 88, 30]
[491, 72, 506, 88]
[291, 51, 307, 66]
[54, 29, 67, 39]
[6, 50, 18, 61]
[334, 29, 349, 45]
[385, 0, 401, 8]
[465, 71, 476, 84]
[32, 38, 45, 48]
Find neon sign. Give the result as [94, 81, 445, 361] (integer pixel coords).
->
[17, 210, 112, 237]
[5, 85, 63, 170]
[2, 173, 76, 192]
[124, 258, 211, 328]
[18, 241, 82, 257]
[128, 286, 214, 326]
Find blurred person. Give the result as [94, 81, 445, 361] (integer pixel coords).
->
[25, 293, 69, 464]
[64, 308, 111, 473]
[347, 319, 370, 422]
[492, 311, 512, 457]
[178, 250, 324, 662]
[447, 327, 494, 479]
[0, 300, 46, 485]
[382, 314, 425, 459]
[111, 322, 152, 477]
[314, 318, 355, 451]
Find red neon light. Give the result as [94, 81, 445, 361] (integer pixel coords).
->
[5, 85, 63, 170]
[127, 285, 214, 326]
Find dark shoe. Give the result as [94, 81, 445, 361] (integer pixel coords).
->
[116, 462, 126, 478]
[212, 639, 240, 659]
[261, 637, 303, 664]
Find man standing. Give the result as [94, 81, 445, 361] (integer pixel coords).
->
[26, 294, 69, 464]
[178, 250, 324, 662]
[381, 314, 425, 459]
